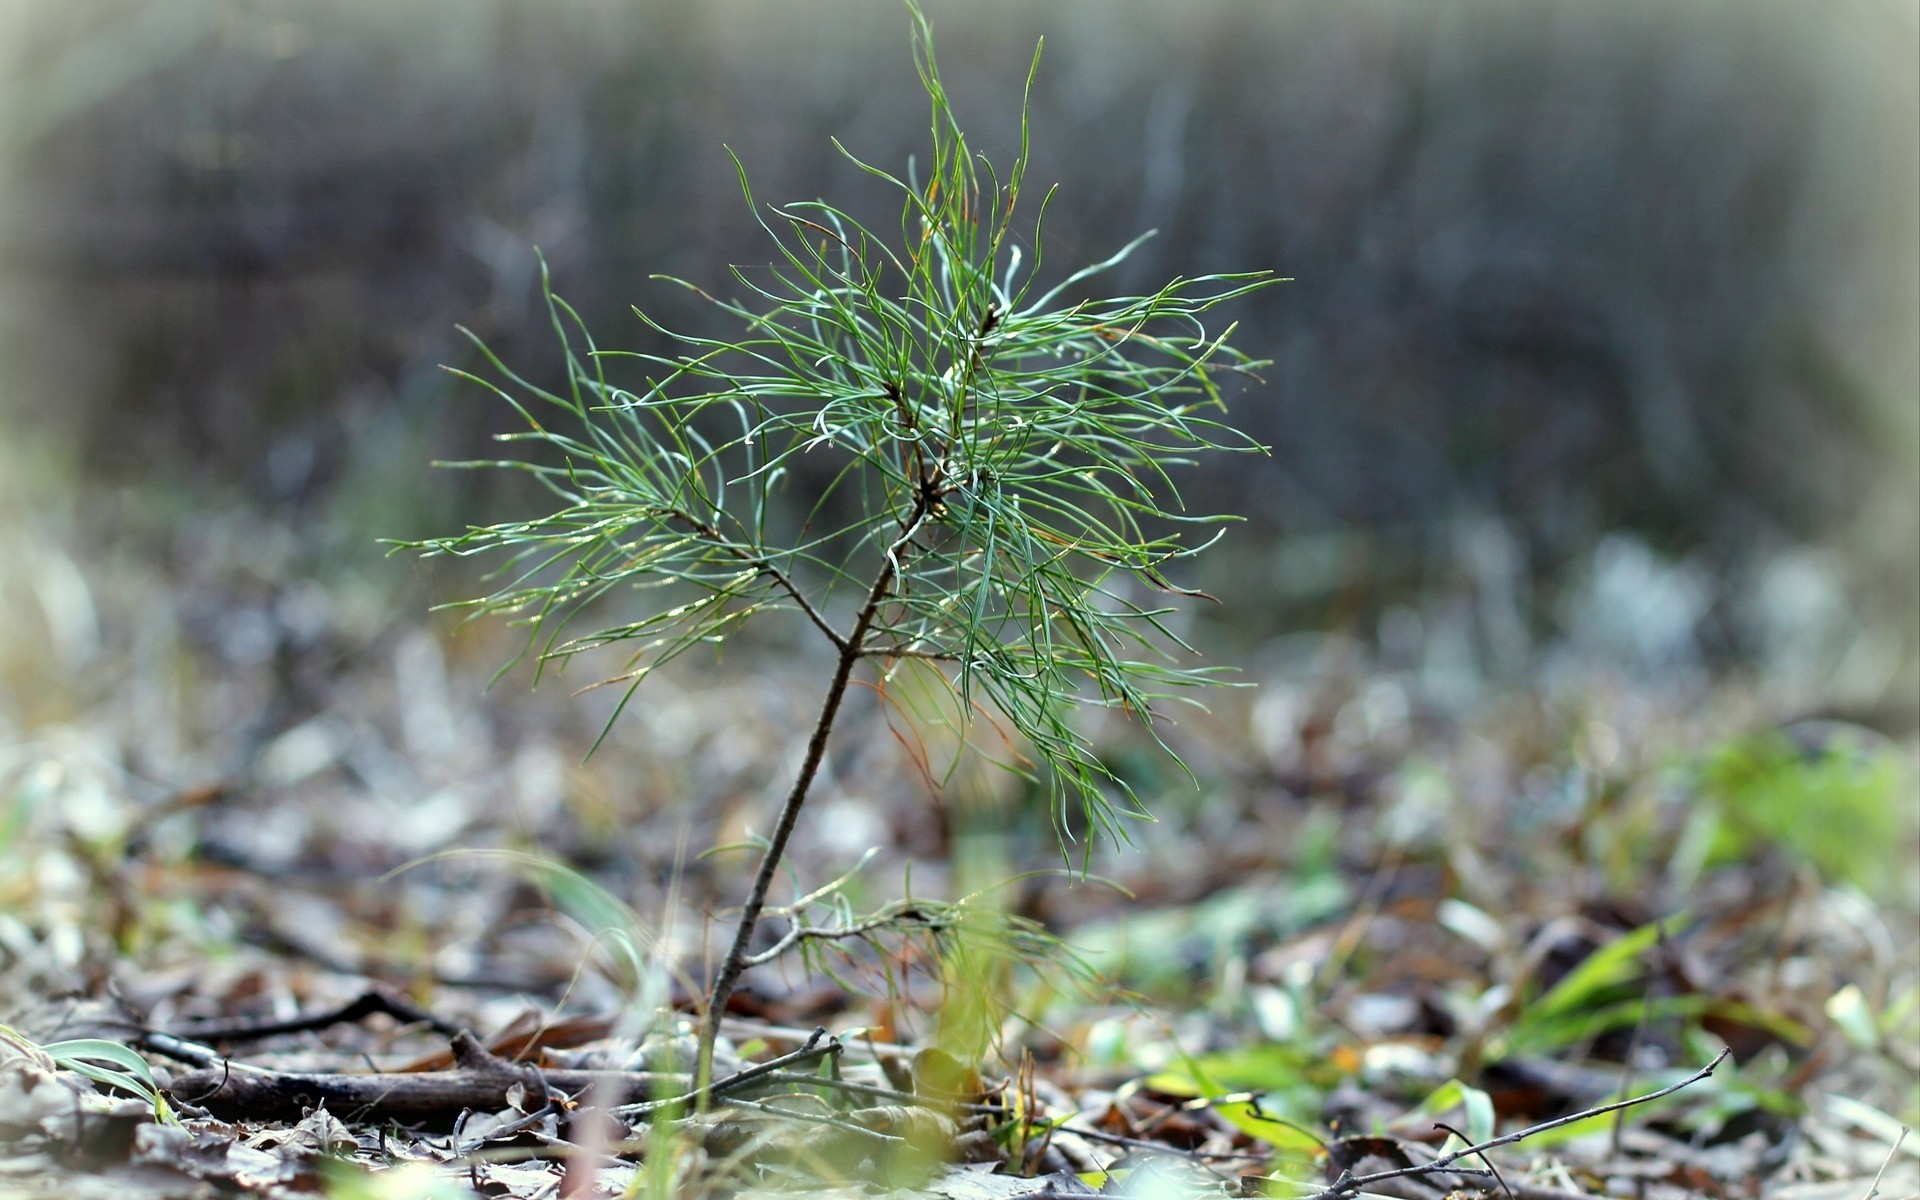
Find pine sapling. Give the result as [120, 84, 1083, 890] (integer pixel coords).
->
[401, 2, 1277, 1086]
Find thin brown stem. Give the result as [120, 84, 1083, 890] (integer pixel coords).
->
[695, 502, 929, 1088]
[741, 902, 946, 969]
[671, 508, 847, 652]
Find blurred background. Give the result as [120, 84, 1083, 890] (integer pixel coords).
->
[0, 0, 1914, 880]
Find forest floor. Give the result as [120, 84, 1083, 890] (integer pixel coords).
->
[0, 482, 1915, 1199]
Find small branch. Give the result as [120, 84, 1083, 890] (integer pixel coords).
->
[740, 896, 950, 969]
[167, 1057, 668, 1122]
[705, 1028, 841, 1100]
[169, 1030, 857, 1127]
[454, 1097, 561, 1154]
[1436, 1121, 1513, 1200]
[134, 1031, 225, 1069]
[949, 302, 999, 438]
[1308, 1048, 1730, 1200]
[739, 553, 845, 651]
[882, 379, 934, 499]
[619, 1027, 839, 1118]
[1861, 1126, 1909, 1200]
[161, 987, 463, 1042]
[742, 912, 927, 969]
[672, 510, 846, 652]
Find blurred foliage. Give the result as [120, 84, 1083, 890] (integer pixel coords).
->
[0, 0, 1914, 703]
[0, 1024, 173, 1122]
[1694, 727, 1913, 898]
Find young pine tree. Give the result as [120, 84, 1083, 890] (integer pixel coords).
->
[404, 2, 1276, 1083]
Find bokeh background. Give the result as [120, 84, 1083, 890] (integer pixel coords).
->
[0, 0, 1915, 860]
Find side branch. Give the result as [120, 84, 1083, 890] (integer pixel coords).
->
[672, 509, 846, 652]
[619, 1027, 840, 1119]
[1308, 1048, 1731, 1200]
[741, 902, 949, 969]
[742, 553, 844, 650]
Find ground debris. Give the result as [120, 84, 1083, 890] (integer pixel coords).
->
[1, 475, 1912, 1199]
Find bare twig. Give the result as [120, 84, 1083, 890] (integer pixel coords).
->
[741, 916, 898, 968]
[1437, 1120, 1513, 1200]
[454, 1097, 562, 1154]
[718, 1018, 909, 1059]
[621, 1027, 841, 1118]
[673, 509, 847, 653]
[742, 902, 949, 968]
[1307, 1048, 1731, 1200]
[130, 1030, 225, 1069]
[120, 988, 461, 1046]
[167, 1058, 664, 1121]
[1861, 1126, 1909, 1200]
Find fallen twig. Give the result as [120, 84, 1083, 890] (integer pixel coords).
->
[1437, 1120, 1513, 1200]
[166, 1030, 672, 1121]
[1307, 1048, 1731, 1200]
[135, 1030, 226, 1068]
[166, 987, 462, 1042]
[163, 1026, 850, 1125]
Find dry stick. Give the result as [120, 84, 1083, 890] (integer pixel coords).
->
[133, 1030, 225, 1068]
[719, 1018, 909, 1060]
[1860, 1126, 1909, 1200]
[160, 987, 464, 1042]
[695, 504, 928, 1089]
[454, 1097, 562, 1155]
[166, 1030, 633, 1121]
[741, 907, 934, 970]
[1436, 1121, 1512, 1200]
[168, 1057, 665, 1121]
[1308, 1047, 1732, 1200]
[165, 1029, 834, 1126]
